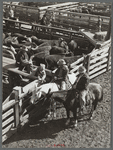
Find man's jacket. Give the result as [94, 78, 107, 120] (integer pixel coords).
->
[16, 50, 29, 66]
[54, 65, 69, 81]
[75, 72, 90, 91]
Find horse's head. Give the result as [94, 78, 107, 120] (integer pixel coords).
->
[30, 87, 52, 104]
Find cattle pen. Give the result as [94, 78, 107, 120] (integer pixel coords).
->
[2, 4, 111, 144]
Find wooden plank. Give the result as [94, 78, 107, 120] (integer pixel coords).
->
[89, 64, 107, 76]
[91, 47, 109, 57]
[90, 68, 106, 79]
[13, 87, 21, 128]
[2, 116, 14, 128]
[50, 9, 110, 20]
[70, 57, 84, 68]
[2, 128, 17, 143]
[89, 58, 107, 70]
[2, 100, 16, 113]
[70, 64, 83, 73]
[2, 123, 14, 136]
[90, 53, 108, 64]
[2, 108, 14, 120]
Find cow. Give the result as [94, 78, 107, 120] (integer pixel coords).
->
[31, 45, 52, 54]
[33, 54, 82, 70]
[12, 33, 27, 43]
[31, 36, 68, 50]
[68, 40, 94, 55]
[50, 46, 69, 55]
[32, 51, 50, 66]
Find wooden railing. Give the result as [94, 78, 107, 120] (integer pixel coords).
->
[3, 2, 79, 22]
[3, 18, 98, 47]
[46, 9, 110, 31]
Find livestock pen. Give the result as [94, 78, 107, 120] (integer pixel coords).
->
[2, 15, 111, 143]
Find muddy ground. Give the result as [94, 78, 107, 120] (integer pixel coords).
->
[2, 70, 111, 148]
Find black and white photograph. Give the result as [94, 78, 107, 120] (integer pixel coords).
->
[2, 1, 112, 148]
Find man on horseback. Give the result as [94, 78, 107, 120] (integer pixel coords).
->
[74, 66, 90, 109]
[53, 59, 69, 90]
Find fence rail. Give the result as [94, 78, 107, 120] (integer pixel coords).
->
[46, 9, 110, 31]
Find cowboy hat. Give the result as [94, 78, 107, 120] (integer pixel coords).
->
[57, 59, 66, 66]
[78, 66, 86, 73]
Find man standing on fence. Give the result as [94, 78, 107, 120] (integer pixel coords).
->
[53, 59, 69, 90]
[16, 45, 32, 73]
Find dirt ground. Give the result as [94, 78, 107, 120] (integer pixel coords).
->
[2, 70, 111, 148]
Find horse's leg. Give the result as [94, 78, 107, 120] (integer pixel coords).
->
[73, 104, 78, 127]
[53, 100, 57, 118]
[47, 98, 53, 118]
[48, 98, 57, 119]
[90, 100, 97, 120]
[64, 104, 71, 126]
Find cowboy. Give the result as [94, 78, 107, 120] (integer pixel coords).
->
[54, 59, 69, 90]
[35, 64, 46, 83]
[74, 66, 90, 109]
[16, 45, 32, 73]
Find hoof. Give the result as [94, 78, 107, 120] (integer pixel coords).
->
[90, 116, 93, 120]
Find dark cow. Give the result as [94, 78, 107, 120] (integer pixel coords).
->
[31, 36, 68, 49]
[68, 40, 94, 55]
[50, 46, 69, 55]
[32, 51, 50, 66]
[31, 46, 51, 54]
[33, 54, 82, 70]
[12, 33, 27, 43]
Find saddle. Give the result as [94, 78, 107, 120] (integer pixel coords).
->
[54, 77, 72, 91]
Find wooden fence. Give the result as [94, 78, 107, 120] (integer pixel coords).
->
[3, 18, 98, 48]
[2, 40, 111, 143]
[3, 2, 79, 23]
[46, 9, 110, 31]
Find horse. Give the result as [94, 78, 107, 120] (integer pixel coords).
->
[30, 73, 77, 104]
[45, 82, 103, 127]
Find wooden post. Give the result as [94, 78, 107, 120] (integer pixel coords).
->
[98, 16, 102, 32]
[30, 84, 37, 104]
[13, 86, 22, 128]
[105, 16, 111, 41]
[83, 54, 90, 75]
[107, 47, 111, 71]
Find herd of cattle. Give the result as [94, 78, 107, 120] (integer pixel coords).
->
[3, 32, 95, 70]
